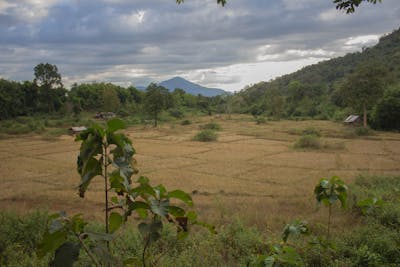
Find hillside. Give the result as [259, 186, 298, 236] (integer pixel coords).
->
[159, 77, 228, 97]
[238, 27, 400, 111]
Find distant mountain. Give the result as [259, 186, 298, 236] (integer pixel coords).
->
[159, 77, 229, 97]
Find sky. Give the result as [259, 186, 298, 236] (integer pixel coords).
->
[0, 0, 399, 92]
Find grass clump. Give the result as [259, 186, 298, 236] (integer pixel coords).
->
[200, 122, 221, 131]
[354, 126, 372, 136]
[181, 119, 192, 126]
[293, 134, 321, 149]
[302, 127, 321, 137]
[255, 116, 267, 125]
[193, 129, 218, 142]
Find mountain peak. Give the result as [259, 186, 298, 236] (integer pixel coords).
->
[159, 77, 229, 97]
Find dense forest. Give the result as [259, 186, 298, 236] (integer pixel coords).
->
[234, 27, 400, 130]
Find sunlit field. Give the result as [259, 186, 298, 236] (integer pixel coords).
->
[1, 115, 399, 232]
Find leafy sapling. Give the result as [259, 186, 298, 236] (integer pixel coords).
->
[314, 176, 348, 239]
[39, 119, 207, 266]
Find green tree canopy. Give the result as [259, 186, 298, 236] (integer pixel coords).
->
[144, 83, 170, 127]
[340, 61, 387, 127]
[33, 63, 62, 89]
[373, 84, 400, 130]
[33, 63, 64, 113]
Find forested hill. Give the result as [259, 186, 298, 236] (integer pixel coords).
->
[236, 27, 400, 114]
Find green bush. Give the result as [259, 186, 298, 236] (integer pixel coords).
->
[294, 134, 321, 149]
[337, 223, 400, 265]
[0, 211, 49, 266]
[193, 129, 218, 142]
[255, 116, 266, 124]
[3, 123, 32, 135]
[199, 122, 221, 131]
[180, 119, 192, 125]
[302, 127, 321, 137]
[354, 127, 371, 136]
[169, 109, 184, 119]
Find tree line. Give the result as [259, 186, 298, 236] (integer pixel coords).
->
[0, 63, 230, 126]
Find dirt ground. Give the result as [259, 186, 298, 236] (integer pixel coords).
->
[1, 115, 399, 231]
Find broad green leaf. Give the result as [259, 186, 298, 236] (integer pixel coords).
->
[150, 199, 169, 217]
[135, 208, 148, 219]
[131, 183, 156, 198]
[38, 229, 68, 258]
[168, 190, 193, 206]
[168, 205, 186, 217]
[110, 171, 131, 194]
[137, 176, 150, 184]
[50, 242, 80, 267]
[71, 214, 86, 233]
[109, 212, 123, 233]
[78, 157, 102, 198]
[107, 118, 125, 132]
[128, 200, 150, 211]
[85, 231, 114, 242]
[186, 211, 198, 221]
[282, 220, 309, 243]
[154, 184, 167, 199]
[111, 196, 119, 204]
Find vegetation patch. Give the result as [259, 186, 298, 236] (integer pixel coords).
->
[354, 126, 372, 136]
[200, 122, 222, 131]
[180, 119, 192, 125]
[193, 129, 218, 142]
[293, 134, 321, 149]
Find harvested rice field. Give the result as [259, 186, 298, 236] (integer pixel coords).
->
[1, 115, 399, 231]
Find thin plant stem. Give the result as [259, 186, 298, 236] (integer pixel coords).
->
[103, 142, 110, 250]
[77, 233, 101, 267]
[327, 204, 332, 240]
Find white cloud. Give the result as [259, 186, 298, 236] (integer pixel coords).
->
[4, 0, 58, 23]
[345, 34, 380, 46]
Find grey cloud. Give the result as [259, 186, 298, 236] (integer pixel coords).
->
[0, 0, 399, 90]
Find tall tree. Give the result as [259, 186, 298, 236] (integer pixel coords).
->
[340, 61, 387, 128]
[33, 63, 63, 113]
[144, 83, 169, 127]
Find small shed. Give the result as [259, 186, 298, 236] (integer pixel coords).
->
[69, 126, 87, 135]
[343, 115, 361, 125]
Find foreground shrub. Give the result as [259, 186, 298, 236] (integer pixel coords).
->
[294, 134, 321, 149]
[193, 129, 217, 142]
[337, 223, 400, 266]
[200, 122, 221, 131]
[0, 211, 49, 266]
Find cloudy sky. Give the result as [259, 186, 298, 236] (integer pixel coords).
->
[0, 0, 399, 92]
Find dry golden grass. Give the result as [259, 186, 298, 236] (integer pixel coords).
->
[0, 115, 399, 231]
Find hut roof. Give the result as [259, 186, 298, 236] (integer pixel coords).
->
[344, 115, 360, 123]
[69, 126, 87, 133]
